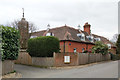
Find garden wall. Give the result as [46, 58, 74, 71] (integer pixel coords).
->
[54, 53, 79, 67]
[15, 49, 32, 65]
[32, 57, 54, 67]
[2, 60, 14, 75]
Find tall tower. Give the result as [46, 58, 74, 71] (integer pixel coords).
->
[18, 8, 29, 49]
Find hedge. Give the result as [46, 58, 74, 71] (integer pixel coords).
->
[1, 25, 20, 61]
[27, 36, 60, 57]
[111, 54, 120, 60]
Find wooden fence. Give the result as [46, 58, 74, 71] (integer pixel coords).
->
[78, 53, 110, 65]
[15, 51, 111, 67]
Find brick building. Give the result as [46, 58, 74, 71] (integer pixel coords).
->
[31, 22, 116, 54]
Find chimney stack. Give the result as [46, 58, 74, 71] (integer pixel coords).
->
[83, 22, 91, 35]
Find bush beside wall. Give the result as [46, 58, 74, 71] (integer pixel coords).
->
[27, 36, 59, 57]
[1, 25, 20, 61]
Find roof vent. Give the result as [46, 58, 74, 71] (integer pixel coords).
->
[78, 25, 81, 32]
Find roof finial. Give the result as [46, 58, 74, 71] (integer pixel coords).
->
[22, 8, 24, 18]
[47, 24, 50, 31]
[65, 24, 67, 26]
[78, 24, 81, 32]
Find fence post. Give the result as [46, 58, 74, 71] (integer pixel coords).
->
[53, 52, 56, 67]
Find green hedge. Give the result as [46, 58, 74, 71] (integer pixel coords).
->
[1, 25, 20, 61]
[111, 54, 120, 60]
[27, 36, 60, 57]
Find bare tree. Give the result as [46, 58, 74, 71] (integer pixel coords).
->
[11, 20, 19, 29]
[10, 20, 37, 33]
[29, 22, 37, 33]
[111, 34, 118, 43]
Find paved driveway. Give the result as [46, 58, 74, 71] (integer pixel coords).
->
[15, 61, 118, 78]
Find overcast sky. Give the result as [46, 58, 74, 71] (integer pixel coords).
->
[0, 0, 119, 40]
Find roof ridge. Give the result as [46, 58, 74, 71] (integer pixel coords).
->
[33, 25, 80, 33]
[92, 34, 108, 40]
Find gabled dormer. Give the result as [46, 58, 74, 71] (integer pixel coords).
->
[77, 33, 85, 41]
[86, 35, 94, 42]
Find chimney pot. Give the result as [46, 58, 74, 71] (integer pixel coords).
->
[83, 22, 91, 35]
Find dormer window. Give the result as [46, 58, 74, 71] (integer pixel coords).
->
[94, 38, 101, 41]
[46, 32, 54, 36]
[77, 33, 85, 41]
[30, 36, 37, 38]
[87, 36, 94, 42]
[107, 44, 111, 49]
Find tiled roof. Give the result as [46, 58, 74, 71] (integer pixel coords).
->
[31, 25, 116, 47]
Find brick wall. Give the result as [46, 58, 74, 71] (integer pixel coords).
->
[60, 41, 94, 53]
[32, 57, 54, 67]
[109, 47, 116, 54]
[15, 50, 32, 65]
[2, 60, 14, 75]
[60, 41, 116, 54]
[54, 52, 79, 67]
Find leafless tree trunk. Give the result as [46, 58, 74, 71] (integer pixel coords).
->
[10, 20, 37, 33]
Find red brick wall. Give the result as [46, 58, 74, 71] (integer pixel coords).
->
[60, 41, 116, 54]
[109, 47, 116, 54]
[60, 41, 94, 53]
[84, 26, 90, 35]
[54, 53, 79, 67]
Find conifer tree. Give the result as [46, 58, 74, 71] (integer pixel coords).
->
[116, 34, 120, 54]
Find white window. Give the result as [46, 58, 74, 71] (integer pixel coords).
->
[64, 56, 70, 63]
[74, 48, 77, 53]
[46, 32, 54, 36]
[77, 33, 85, 41]
[30, 36, 37, 38]
[82, 48, 85, 52]
[77, 33, 81, 37]
[94, 38, 101, 41]
[107, 44, 111, 49]
[87, 36, 94, 42]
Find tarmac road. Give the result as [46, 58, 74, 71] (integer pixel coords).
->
[15, 61, 118, 78]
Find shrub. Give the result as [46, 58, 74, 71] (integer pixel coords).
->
[92, 41, 108, 55]
[1, 25, 20, 61]
[27, 36, 60, 57]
